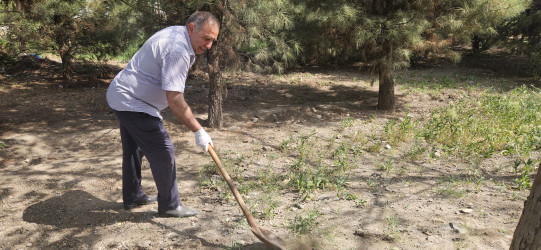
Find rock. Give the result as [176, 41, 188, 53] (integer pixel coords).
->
[427, 235, 438, 243]
[384, 144, 392, 149]
[252, 117, 259, 122]
[142, 240, 152, 247]
[293, 203, 304, 209]
[449, 222, 467, 234]
[228, 126, 239, 131]
[354, 229, 364, 236]
[459, 208, 473, 214]
[316, 115, 322, 119]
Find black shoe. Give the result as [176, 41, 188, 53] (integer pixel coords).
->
[123, 195, 157, 210]
[159, 205, 199, 218]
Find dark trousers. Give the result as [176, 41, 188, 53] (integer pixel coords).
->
[114, 110, 180, 212]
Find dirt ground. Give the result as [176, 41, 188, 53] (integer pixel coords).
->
[0, 54, 537, 250]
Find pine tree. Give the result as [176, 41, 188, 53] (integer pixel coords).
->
[290, 0, 529, 110]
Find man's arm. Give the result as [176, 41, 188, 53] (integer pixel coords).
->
[166, 90, 202, 132]
[166, 90, 213, 152]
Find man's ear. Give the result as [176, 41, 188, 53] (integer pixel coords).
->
[187, 22, 195, 35]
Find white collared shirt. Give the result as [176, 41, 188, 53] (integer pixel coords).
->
[106, 26, 195, 120]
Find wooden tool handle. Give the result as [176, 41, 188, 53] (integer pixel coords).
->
[208, 146, 260, 231]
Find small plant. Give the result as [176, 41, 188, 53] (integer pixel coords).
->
[404, 141, 426, 161]
[351, 130, 369, 145]
[384, 113, 416, 146]
[435, 185, 466, 198]
[340, 115, 354, 129]
[295, 170, 327, 201]
[515, 169, 532, 190]
[289, 209, 321, 234]
[226, 240, 244, 250]
[0, 142, 6, 149]
[262, 199, 278, 219]
[338, 190, 368, 207]
[513, 159, 537, 190]
[279, 135, 294, 152]
[365, 142, 382, 153]
[379, 159, 395, 173]
[383, 214, 400, 241]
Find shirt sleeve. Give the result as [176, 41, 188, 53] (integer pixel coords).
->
[161, 49, 191, 93]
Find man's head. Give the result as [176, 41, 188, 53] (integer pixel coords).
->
[186, 11, 220, 54]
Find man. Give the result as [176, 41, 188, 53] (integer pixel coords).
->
[106, 11, 219, 217]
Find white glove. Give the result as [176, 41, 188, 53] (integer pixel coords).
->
[194, 128, 213, 152]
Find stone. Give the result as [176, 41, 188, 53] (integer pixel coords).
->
[459, 208, 473, 214]
[427, 235, 438, 243]
[293, 203, 304, 209]
[449, 222, 467, 234]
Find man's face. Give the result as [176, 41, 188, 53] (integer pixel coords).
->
[187, 21, 219, 54]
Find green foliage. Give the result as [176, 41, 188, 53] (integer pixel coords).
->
[384, 113, 417, 146]
[340, 116, 355, 129]
[379, 158, 395, 174]
[338, 190, 368, 207]
[500, 0, 541, 75]
[423, 86, 541, 161]
[289, 209, 321, 234]
[0, 0, 140, 78]
[404, 140, 427, 161]
[513, 159, 537, 190]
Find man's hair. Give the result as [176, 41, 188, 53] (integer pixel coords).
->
[186, 11, 219, 31]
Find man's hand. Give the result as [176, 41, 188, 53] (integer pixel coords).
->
[194, 128, 213, 152]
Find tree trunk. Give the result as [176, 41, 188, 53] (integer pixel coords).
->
[377, 67, 395, 110]
[207, 42, 223, 128]
[59, 46, 73, 81]
[510, 165, 541, 249]
[472, 35, 481, 53]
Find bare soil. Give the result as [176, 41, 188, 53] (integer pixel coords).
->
[0, 54, 538, 249]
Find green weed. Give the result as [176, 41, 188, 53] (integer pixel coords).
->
[379, 159, 395, 173]
[435, 185, 467, 198]
[423, 86, 541, 162]
[383, 214, 401, 241]
[513, 159, 537, 190]
[279, 135, 294, 152]
[289, 209, 321, 234]
[404, 140, 426, 161]
[341, 115, 355, 129]
[338, 190, 368, 207]
[384, 113, 416, 146]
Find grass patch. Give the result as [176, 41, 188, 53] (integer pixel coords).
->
[423, 86, 541, 162]
[289, 209, 322, 234]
